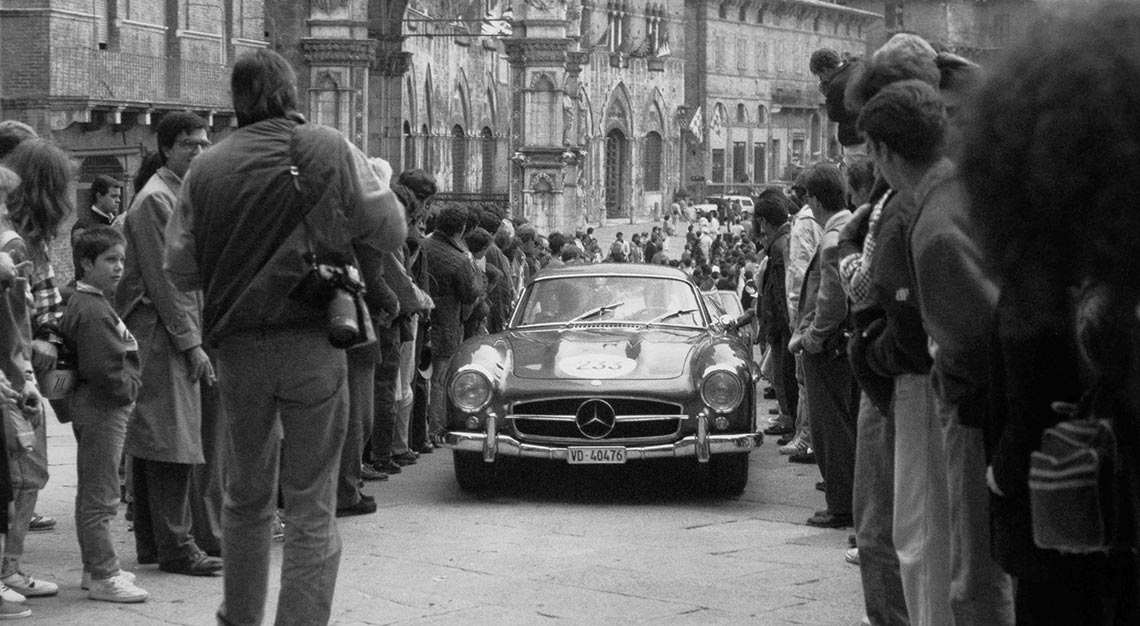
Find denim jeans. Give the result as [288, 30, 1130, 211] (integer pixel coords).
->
[390, 321, 418, 457]
[370, 325, 401, 465]
[935, 396, 1014, 626]
[71, 392, 131, 580]
[794, 355, 813, 446]
[3, 404, 49, 577]
[191, 378, 224, 556]
[892, 374, 952, 626]
[428, 356, 452, 437]
[853, 393, 909, 626]
[214, 329, 347, 626]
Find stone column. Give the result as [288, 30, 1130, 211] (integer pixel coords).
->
[503, 1, 575, 231]
[371, 43, 412, 164]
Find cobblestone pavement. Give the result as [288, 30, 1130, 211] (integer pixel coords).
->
[18, 384, 864, 626]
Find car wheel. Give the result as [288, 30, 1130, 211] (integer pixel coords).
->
[707, 453, 750, 496]
[453, 451, 498, 493]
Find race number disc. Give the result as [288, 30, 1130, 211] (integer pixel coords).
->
[558, 354, 637, 379]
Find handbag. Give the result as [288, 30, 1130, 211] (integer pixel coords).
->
[1028, 388, 1129, 554]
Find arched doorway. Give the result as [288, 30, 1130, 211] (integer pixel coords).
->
[604, 129, 628, 219]
[480, 127, 495, 192]
[451, 124, 466, 192]
[403, 120, 415, 171]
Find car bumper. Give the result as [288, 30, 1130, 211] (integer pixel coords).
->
[439, 415, 761, 463]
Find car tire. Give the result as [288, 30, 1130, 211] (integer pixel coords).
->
[453, 451, 498, 493]
[706, 453, 750, 497]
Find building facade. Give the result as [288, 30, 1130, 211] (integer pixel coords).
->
[684, 0, 879, 197]
[506, 0, 685, 231]
[4, 0, 1102, 249]
[0, 0, 267, 278]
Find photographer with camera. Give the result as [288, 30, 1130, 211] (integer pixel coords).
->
[164, 50, 406, 626]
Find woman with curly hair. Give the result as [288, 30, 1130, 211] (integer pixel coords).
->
[0, 137, 74, 602]
[959, 4, 1140, 623]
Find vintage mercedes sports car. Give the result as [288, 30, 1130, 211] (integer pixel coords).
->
[438, 264, 760, 495]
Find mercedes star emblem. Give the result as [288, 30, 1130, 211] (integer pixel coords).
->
[576, 399, 616, 439]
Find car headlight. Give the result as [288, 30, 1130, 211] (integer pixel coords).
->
[700, 369, 744, 412]
[449, 368, 493, 412]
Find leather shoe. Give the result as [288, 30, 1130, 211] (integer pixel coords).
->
[392, 452, 418, 466]
[360, 464, 389, 481]
[764, 424, 793, 436]
[776, 434, 795, 446]
[336, 498, 378, 518]
[377, 460, 403, 474]
[414, 444, 434, 454]
[789, 450, 816, 464]
[159, 552, 223, 576]
[805, 511, 853, 528]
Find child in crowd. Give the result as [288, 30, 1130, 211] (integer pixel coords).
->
[59, 226, 147, 603]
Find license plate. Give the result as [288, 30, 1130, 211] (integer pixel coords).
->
[567, 447, 627, 464]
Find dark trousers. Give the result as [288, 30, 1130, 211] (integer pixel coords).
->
[803, 350, 859, 516]
[132, 457, 198, 564]
[190, 380, 223, 555]
[409, 323, 431, 450]
[368, 325, 401, 466]
[409, 371, 430, 450]
[338, 345, 375, 508]
[769, 329, 798, 425]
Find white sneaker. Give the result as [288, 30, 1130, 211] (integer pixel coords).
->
[778, 432, 809, 455]
[86, 571, 147, 603]
[80, 569, 135, 591]
[0, 600, 29, 620]
[0, 572, 57, 598]
[0, 586, 23, 605]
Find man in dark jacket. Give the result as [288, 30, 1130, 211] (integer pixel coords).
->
[753, 190, 798, 437]
[811, 49, 865, 154]
[791, 163, 858, 529]
[853, 40, 953, 626]
[422, 204, 483, 441]
[165, 49, 406, 626]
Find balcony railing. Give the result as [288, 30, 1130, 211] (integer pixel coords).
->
[51, 47, 231, 109]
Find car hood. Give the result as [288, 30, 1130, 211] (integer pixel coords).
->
[506, 326, 704, 381]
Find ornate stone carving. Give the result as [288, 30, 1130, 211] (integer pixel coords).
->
[373, 49, 413, 77]
[313, 0, 350, 12]
[503, 38, 571, 66]
[301, 39, 377, 66]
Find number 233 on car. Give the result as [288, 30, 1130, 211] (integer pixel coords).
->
[437, 264, 760, 495]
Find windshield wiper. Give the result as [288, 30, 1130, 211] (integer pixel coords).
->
[644, 308, 698, 325]
[567, 301, 625, 323]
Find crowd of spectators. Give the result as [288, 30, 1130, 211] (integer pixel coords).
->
[0, 5, 1135, 625]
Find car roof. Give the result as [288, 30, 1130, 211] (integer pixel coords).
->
[530, 263, 693, 283]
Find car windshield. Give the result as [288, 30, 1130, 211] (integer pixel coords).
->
[517, 275, 705, 328]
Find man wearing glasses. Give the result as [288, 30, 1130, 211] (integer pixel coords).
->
[116, 111, 223, 587]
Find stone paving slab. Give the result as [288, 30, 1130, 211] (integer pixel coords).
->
[19, 355, 865, 626]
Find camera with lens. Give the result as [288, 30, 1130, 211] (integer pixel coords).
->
[289, 253, 369, 348]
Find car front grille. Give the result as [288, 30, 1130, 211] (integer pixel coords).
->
[509, 397, 684, 443]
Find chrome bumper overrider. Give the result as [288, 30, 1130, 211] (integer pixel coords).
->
[438, 415, 761, 463]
